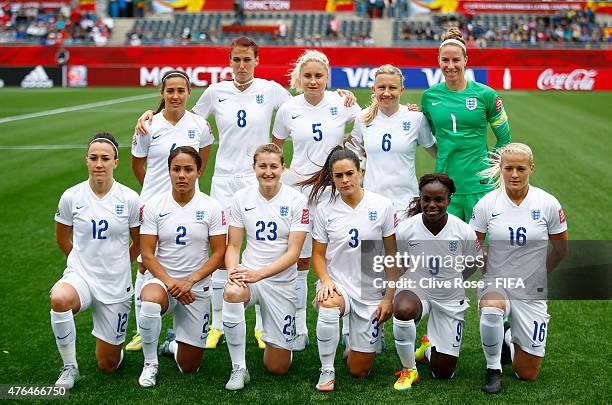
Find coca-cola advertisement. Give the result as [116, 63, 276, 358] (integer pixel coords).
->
[488, 68, 612, 91]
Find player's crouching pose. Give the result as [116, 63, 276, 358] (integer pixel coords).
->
[470, 143, 568, 394]
[392, 174, 482, 391]
[137, 146, 227, 387]
[51, 132, 141, 389]
[222, 144, 309, 390]
[301, 146, 400, 392]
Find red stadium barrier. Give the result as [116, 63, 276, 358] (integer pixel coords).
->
[1, 46, 610, 90]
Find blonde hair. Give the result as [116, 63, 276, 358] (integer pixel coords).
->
[289, 50, 330, 93]
[253, 143, 284, 166]
[440, 27, 467, 57]
[479, 143, 534, 190]
[362, 64, 405, 125]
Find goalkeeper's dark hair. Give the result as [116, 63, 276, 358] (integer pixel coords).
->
[298, 145, 361, 205]
[406, 173, 456, 217]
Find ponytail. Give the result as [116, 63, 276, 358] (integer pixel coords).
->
[155, 70, 191, 114]
[479, 142, 534, 191]
[363, 64, 404, 125]
[298, 145, 361, 205]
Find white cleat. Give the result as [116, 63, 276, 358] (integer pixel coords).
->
[55, 364, 79, 389]
[315, 368, 335, 392]
[292, 334, 310, 352]
[138, 363, 158, 388]
[225, 365, 250, 391]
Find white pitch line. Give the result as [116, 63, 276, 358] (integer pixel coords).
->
[0, 141, 219, 150]
[0, 144, 129, 150]
[0, 93, 158, 125]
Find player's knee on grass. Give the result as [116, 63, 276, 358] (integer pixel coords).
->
[50, 284, 80, 313]
[347, 351, 374, 378]
[393, 290, 421, 321]
[264, 344, 292, 375]
[514, 364, 540, 381]
[223, 283, 249, 303]
[429, 348, 457, 380]
[97, 355, 120, 373]
[176, 344, 203, 374]
[513, 347, 542, 381]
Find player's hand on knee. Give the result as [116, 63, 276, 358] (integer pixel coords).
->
[228, 267, 248, 288]
[374, 299, 393, 323]
[318, 280, 341, 302]
[135, 110, 154, 135]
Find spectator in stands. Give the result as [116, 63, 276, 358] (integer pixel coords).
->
[400, 23, 412, 40]
[278, 20, 288, 40]
[326, 15, 340, 39]
[234, 0, 245, 25]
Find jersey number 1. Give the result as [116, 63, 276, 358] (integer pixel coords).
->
[450, 113, 457, 133]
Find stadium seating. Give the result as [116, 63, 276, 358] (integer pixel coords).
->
[126, 12, 376, 46]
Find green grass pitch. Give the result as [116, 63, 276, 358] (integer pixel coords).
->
[0, 87, 610, 403]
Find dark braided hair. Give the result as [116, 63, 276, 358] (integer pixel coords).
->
[406, 173, 456, 217]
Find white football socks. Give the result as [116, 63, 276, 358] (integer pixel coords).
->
[211, 269, 227, 330]
[139, 301, 162, 365]
[393, 317, 416, 369]
[295, 270, 309, 336]
[50, 309, 77, 367]
[254, 305, 263, 332]
[317, 307, 340, 371]
[223, 301, 246, 369]
[480, 307, 505, 371]
[134, 271, 145, 333]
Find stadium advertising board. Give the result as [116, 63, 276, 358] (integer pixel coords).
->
[0, 47, 610, 90]
[333, 67, 612, 91]
[152, 0, 352, 12]
[456, 1, 585, 13]
[0, 66, 61, 88]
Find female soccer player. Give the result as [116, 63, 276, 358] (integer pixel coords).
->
[300, 146, 399, 392]
[272, 50, 361, 350]
[51, 132, 140, 389]
[221, 144, 309, 390]
[137, 146, 226, 387]
[128, 69, 214, 352]
[470, 143, 568, 394]
[392, 173, 481, 391]
[421, 27, 511, 222]
[350, 64, 437, 217]
[135, 38, 353, 349]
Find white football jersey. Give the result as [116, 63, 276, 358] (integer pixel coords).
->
[55, 180, 140, 304]
[193, 78, 291, 176]
[229, 184, 310, 282]
[312, 190, 396, 303]
[131, 110, 213, 203]
[397, 213, 481, 301]
[352, 109, 435, 211]
[470, 186, 567, 297]
[273, 91, 361, 177]
[140, 191, 227, 290]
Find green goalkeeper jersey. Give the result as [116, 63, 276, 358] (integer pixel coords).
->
[422, 80, 511, 195]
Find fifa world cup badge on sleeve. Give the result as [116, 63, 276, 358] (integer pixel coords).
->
[301, 209, 309, 224]
[558, 208, 566, 223]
